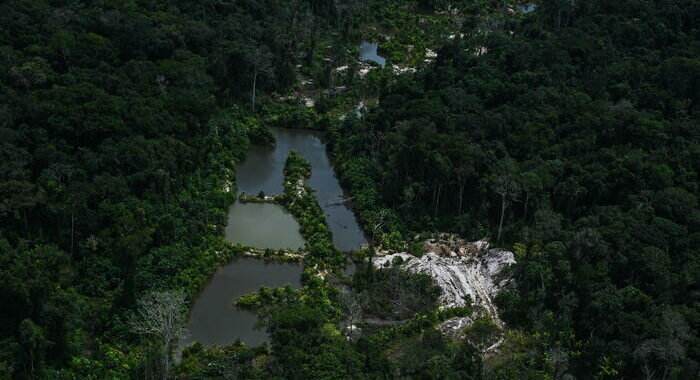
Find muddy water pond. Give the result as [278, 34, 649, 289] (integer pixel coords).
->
[181, 199, 304, 350]
[180, 257, 302, 349]
[225, 200, 304, 250]
[182, 127, 365, 350]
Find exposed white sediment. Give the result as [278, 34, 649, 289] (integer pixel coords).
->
[373, 235, 515, 335]
[438, 316, 474, 338]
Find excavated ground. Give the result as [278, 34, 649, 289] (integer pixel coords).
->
[373, 234, 515, 351]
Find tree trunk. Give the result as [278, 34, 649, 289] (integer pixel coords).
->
[29, 351, 34, 376]
[434, 184, 441, 217]
[556, 8, 562, 30]
[251, 68, 258, 112]
[162, 340, 170, 380]
[458, 180, 465, 215]
[70, 212, 75, 256]
[497, 197, 506, 241]
[523, 192, 530, 220]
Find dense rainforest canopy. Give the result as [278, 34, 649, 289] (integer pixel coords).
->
[0, 0, 354, 377]
[1, 0, 699, 379]
[330, 1, 700, 378]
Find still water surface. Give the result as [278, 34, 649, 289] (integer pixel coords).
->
[359, 40, 386, 67]
[236, 127, 366, 252]
[182, 127, 365, 350]
[180, 257, 302, 348]
[225, 200, 304, 250]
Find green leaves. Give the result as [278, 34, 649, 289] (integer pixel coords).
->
[280, 150, 342, 270]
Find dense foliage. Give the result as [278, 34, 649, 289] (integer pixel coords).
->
[353, 263, 441, 320]
[3, 0, 699, 379]
[177, 150, 474, 379]
[0, 0, 364, 378]
[280, 151, 345, 271]
[328, 0, 700, 378]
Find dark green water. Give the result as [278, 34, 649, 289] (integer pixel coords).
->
[179, 257, 302, 348]
[225, 200, 304, 250]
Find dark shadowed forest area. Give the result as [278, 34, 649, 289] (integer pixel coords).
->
[1, 0, 699, 379]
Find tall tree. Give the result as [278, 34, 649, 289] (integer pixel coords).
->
[494, 174, 519, 242]
[248, 46, 273, 112]
[130, 291, 187, 380]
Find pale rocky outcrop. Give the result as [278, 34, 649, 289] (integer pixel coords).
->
[356, 60, 379, 77]
[302, 97, 315, 108]
[438, 316, 474, 338]
[373, 235, 515, 333]
[392, 64, 417, 75]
